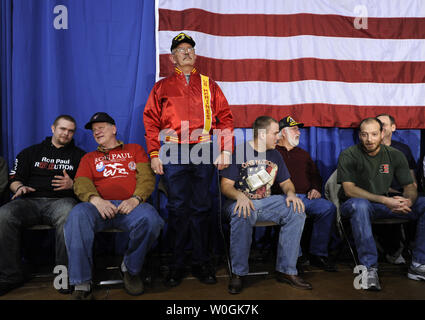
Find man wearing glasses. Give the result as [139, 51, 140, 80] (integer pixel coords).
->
[144, 33, 234, 287]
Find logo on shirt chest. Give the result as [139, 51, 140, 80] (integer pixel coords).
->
[379, 164, 390, 174]
[103, 163, 129, 177]
[94, 152, 134, 177]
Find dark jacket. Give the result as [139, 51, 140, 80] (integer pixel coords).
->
[9, 137, 85, 198]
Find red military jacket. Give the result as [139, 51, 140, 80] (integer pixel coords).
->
[143, 67, 234, 158]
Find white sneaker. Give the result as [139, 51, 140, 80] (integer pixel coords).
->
[362, 268, 381, 291]
[408, 263, 425, 281]
[386, 253, 406, 265]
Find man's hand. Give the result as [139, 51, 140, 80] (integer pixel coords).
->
[214, 151, 231, 170]
[52, 169, 73, 191]
[233, 192, 255, 218]
[11, 186, 36, 200]
[151, 157, 164, 175]
[285, 194, 305, 213]
[383, 196, 412, 214]
[117, 198, 139, 215]
[90, 196, 118, 220]
[307, 189, 321, 200]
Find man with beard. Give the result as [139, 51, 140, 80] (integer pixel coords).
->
[0, 115, 85, 296]
[337, 117, 425, 291]
[272, 116, 337, 272]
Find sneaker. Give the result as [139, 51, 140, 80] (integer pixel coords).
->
[228, 274, 243, 294]
[70, 290, 94, 300]
[386, 253, 406, 265]
[407, 263, 425, 281]
[192, 264, 217, 285]
[121, 270, 144, 296]
[361, 268, 381, 291]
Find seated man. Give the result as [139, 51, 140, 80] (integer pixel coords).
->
[220, 116, 311, 294]
[65, 112, 164, 299]
[376, 113, 418, 264]
[338, 117, 425, 291]
[0, 115, 85, 296]
[273, 116, 337, 272]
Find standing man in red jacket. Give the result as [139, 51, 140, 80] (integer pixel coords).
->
[144, 32, 234, 287]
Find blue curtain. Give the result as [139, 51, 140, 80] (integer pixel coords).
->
[1, 0, 156, 164]
[1, 0, 13, 162]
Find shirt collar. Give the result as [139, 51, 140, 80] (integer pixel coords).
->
[97, 140, 124, 153]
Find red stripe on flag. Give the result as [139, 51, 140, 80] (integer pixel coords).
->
[230, 104, 425, 129]
[159, 8, 425, 39]
[160, 55, 425, 83]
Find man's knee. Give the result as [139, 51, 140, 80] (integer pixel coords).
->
[306, 199, 336, 218]
[133, 204, 164, 235]
[0, 203, 13, 223]
[291, 210, 306, 227]
[412, 196, 425, 215]
[0, 201, 27, 227]
[230, 211, 256, 228]
[65, 202, 96, 225]
[342, 198, 371, 218]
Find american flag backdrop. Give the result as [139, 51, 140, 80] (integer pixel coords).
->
[155, 0, 425, 128]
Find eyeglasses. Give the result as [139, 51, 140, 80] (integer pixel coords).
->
[174, 47, 195, 54]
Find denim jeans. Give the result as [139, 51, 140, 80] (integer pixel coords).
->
[225, 195, 306, 276]
[340, 197, 425, 268]
[297, 194, 336, 257]
[0, 197, 77, 283]
[163, 162, 214, 268]
[64, 200, 164, 286]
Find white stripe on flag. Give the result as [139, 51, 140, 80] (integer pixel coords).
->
[217, 80, 425, 106]
[159, 31, 425, 62]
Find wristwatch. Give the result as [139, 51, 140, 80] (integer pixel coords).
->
[131, 195, 142, 204]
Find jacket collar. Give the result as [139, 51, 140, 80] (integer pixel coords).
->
[97, 140, 124, 153]
[174, 67, 197, 76]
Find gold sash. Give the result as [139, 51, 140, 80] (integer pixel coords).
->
[200, 74, 212, 135]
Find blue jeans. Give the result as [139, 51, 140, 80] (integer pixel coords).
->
[225, 195, 306, 276]
[163, 162, 214, 268]
[64, 200, 164, 286]
[340, 197, 425, 268]
[297, 194, 336, 257]
[0, 197, 77, 284]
